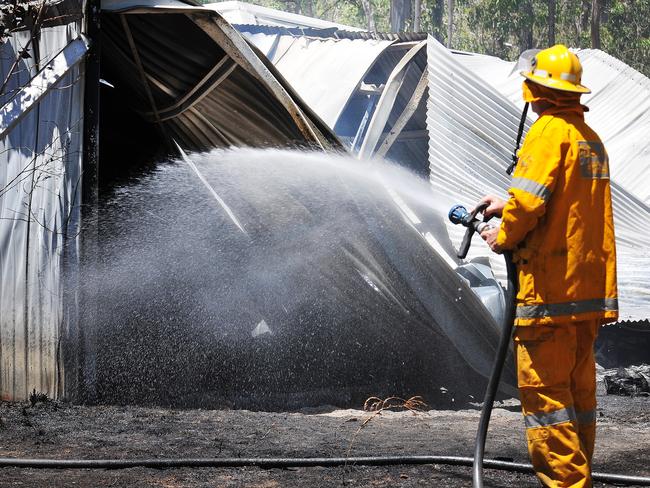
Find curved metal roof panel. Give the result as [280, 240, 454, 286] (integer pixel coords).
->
[100, 5, 340, 152]
[206, 0, 364, 31]
[243, 32, 393, 127]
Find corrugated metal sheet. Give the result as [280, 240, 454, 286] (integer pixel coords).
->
[427, 36, 650, 321]
[242, 32, 393, 127]
[236, 19, 429, 175]
[207, 0, 364, 31]
[329, 31, 428, 42]
[578, 49, 650, 205]
[449, 50, 521, 102]
[0, 19, 84, 400]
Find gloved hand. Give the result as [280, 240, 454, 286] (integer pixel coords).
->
[475, 195, 506, 219]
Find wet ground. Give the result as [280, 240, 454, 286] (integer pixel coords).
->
[0, 386, 648, 487]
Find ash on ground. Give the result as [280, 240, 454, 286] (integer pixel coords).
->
[0, 385, 648, 487]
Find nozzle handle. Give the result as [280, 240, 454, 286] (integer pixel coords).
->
[458, 225, 475, 259]
[457, 203, 489, 259]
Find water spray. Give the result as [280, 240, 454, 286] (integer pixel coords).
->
[173, 141, 249, 237]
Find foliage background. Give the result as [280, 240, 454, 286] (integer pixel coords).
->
[200, 0, 650, 77]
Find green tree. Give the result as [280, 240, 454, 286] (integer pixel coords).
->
[204, 0, 650, 76]
[601, 0, 650, 75]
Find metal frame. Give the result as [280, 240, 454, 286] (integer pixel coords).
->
[357, 40, 426, 159]
[142, 57, 237, 121]
[375, 69, 428, 158]
[120, 15, 167, 136]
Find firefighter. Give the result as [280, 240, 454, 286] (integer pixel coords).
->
[478, 45, 618, 487]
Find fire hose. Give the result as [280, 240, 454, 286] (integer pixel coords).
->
[0, 455, 649, 485]
[448, 202, 518, 488]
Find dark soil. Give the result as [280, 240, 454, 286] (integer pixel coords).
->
[0, 388, 648, 487]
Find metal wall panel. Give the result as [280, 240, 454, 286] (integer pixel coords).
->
[0, 22, 84, 401]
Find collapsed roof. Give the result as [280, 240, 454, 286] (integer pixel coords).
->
[208, 2, 430, 177]
[101, 0, 340, 152]
[88, 0, 518, 408]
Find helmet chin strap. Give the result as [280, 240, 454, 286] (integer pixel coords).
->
[506, 102, 529, 175]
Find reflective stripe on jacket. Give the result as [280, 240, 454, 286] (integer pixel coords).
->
[496, 106, 618, 325]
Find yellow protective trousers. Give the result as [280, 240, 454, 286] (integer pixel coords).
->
[514, 320, 599, 488]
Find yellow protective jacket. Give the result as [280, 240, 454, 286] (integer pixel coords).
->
[496, 105, 618, 326]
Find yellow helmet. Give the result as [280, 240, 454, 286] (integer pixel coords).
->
[520, 44, 591, 94]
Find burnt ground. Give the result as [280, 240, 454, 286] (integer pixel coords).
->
[0, 387, 648, 487]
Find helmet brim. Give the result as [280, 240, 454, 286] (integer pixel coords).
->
[521, 71, 591, 94]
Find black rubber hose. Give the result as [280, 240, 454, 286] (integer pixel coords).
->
[473, 251, 518, 488]
[0, 455, 649, 485]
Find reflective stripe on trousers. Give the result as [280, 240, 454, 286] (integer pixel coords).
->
[524, 406, 596, 429]
[516, 298, 618, 319]
[514, 320, 599, 488]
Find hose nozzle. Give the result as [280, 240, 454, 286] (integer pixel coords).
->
[448, 203, 491, 259]
[448, 204, 471, 226]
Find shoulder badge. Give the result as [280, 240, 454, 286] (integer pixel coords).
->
[578, 141, 609, 179]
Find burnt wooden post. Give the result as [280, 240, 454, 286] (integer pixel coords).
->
[77, 0, 101, 403]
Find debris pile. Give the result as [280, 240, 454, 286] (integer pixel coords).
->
[603, 364, 650, 396]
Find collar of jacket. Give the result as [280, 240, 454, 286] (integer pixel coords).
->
[541, 104, 589, 118]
